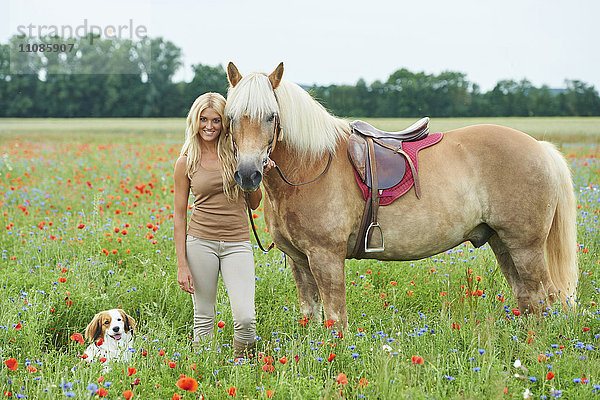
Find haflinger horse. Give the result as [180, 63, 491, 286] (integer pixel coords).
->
[225, 62, 578, 328]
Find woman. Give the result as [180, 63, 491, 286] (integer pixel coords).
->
[174, 92, 272, 358]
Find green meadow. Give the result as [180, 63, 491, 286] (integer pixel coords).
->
[0, 118, 599, 399]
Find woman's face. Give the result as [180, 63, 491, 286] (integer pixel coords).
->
[198, 107, 223, 143]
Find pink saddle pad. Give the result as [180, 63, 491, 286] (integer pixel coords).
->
[353, 132, 443, 206]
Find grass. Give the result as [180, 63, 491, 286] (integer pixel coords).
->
[0, 118, 599, 399]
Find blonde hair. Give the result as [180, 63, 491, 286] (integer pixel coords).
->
[226, 72, 347, 162]
[180, 92, 239, 201]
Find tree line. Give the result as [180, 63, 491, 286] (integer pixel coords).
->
[1, 35, 599, 118]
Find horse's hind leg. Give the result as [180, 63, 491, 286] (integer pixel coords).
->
[288, 253, 322, 322]
[489, 234, 557, 313]
[489, 234, 527, 302]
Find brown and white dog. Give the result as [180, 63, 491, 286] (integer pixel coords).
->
[83, 309, 136, 363]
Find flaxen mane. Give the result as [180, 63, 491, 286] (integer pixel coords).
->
[226, 72, 348, 161]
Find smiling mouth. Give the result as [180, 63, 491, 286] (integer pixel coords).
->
[109, 333, 122, 340]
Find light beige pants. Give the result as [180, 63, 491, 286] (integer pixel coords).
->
[185, 235, 256, 344]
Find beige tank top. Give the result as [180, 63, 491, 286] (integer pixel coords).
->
[187, 165, 249, 242]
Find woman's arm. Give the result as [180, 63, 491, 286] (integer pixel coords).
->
[174, 156, 194, 293]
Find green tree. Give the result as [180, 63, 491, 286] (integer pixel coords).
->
[184, 63, 228, 111]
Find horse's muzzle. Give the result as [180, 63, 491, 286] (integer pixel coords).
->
[234, 162, 263, 191]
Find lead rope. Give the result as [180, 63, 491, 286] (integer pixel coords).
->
[244, 192, 275, 252]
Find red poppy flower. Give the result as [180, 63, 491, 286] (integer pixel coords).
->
[176, 374, 198, 392]
[97, 388, 108, 397]
[357, 378, 369, 388]
[123, 390, 133, 399]
[5, 358, 18, 371]
[159, 350, 165, 356]
[328, 353, 336, 362]
[168, 361, 176, 368]
[141, 350, 148, 356]
[279, 357, 287, 364]
[77, 224, 85, 229]
[217, 321, 225, 329]
[227, 386, 237, 397]
[27, 365, 37, 373]
[263, 356, 273, 365]
[98, 376, 105, 383]
[512, 309, 520, 316]
[172, 394, 181, 400]
[411, 355, 424, 365]
[99, 357, 107, 363]
[324, 319, 335, 328]
[266, 390, 274, 398]
[96, 338, 104, 346]
[262, 364, 275, 372]
[14, 323, 21, 330]
[127, 367, 137, 376]
[70, 333, 84, 345]
[546, 371, 555, 380]
[583, 327, 590, 332]
[336, 373, 348, 385]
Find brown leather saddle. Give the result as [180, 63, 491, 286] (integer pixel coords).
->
[347, 117, 430, 257]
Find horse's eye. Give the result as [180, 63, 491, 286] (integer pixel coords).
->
[266, 113, 275, 122]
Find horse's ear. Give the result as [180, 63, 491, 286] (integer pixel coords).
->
[227, 62, 242, 87]
[268, 62, 284, 90]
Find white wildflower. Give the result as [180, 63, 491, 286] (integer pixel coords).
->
[513, 359, 522, 368]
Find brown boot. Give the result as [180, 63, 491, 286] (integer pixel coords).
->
[233, 339, 256, 360]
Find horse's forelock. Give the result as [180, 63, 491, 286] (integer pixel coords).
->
[226, 71, 348, 161]
[225, 72, 279, 121]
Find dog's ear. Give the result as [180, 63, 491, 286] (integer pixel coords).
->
[120, 309, 136, 333]
[85, 312, 103, 343]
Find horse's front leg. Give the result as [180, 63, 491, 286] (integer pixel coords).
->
[287, 253, 322, 322]
[306, 247, 348, 329]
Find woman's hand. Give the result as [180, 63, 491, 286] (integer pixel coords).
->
[264, 157, 276, 173]
[177, 264, 194, 293]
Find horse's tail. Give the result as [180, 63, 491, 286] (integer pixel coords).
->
[541, 141, 578, 307]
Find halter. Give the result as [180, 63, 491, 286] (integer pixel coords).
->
[232, 86, 333, 253]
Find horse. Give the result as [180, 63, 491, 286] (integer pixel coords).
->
[224, 62, 578, 328]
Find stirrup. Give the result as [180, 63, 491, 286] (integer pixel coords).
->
[364, 222, 385, 253]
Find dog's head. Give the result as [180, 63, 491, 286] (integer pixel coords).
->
[85, 309, 136, 343]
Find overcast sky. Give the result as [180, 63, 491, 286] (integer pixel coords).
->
[2, 0, 599, 91]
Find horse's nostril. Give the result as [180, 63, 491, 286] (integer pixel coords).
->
[250, 171, 262, 186]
